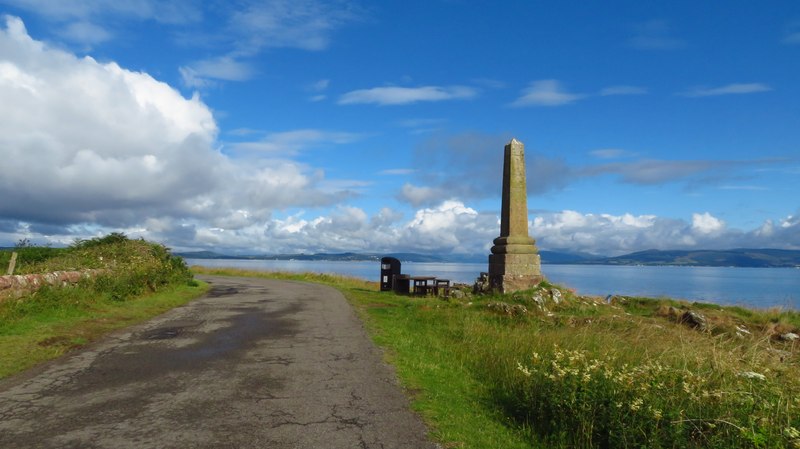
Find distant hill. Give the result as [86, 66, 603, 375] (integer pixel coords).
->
[580, 248, 800, 268]
[177, 248, 800, 268]
[176, 251, 445, 263]
[539, 250, 596, 264]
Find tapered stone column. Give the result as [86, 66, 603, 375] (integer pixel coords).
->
[488, 138, 543, 293]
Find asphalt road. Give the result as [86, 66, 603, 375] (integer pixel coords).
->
[0, 275, 438, 449]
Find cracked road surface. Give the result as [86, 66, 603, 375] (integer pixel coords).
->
[0, 275, 438, 448]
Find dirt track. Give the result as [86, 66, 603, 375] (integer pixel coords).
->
[0, 275, 437, 448]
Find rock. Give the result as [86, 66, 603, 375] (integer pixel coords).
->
[608, 295, 627, 306]
[550, 288, 563, 304]
[486, 301, 527, 316]
[780, 332, 799, 342]
[530, 292, 547, 310]
[473, 272, 490, 294]
[679, 310, 708, 331]
[451, 289, 466, 299]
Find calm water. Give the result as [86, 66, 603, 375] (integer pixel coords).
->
[186, 259, 800, 310]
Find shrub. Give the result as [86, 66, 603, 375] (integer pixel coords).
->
[510, 345, 800, 448]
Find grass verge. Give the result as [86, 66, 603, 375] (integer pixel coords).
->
[192, 266, 800, 449]
[1, 234, 209, 379]
[0, 281, 209, 379]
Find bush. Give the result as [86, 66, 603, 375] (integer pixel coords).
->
[508, 345, 800, 448]
[17, 233, 193, 301]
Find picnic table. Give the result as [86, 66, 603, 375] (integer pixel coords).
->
[408, 276, 450, 296]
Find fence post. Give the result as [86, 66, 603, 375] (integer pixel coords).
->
[6, 252, 17, 275]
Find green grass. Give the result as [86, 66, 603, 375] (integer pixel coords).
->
[0, 281, 209, 378]
[192, 266, 800, 449]
[0, 234, 208, 379]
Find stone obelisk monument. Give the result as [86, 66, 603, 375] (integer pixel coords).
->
[488, 138, 543, 293]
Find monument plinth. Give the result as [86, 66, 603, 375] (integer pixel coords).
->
[488, 138, 543, 293]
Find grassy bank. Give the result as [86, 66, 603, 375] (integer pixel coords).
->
[192, 267, 800, 449]
[0, 235, 208, 379]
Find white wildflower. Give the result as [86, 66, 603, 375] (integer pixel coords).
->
[738, 371, 766, 381]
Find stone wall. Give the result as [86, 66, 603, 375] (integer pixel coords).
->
[0, 269, 105, 301]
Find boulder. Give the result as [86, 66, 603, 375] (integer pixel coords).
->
[473, 272, 490, 294]
[486, 301, 527, 316]
[679, 310, 708, 331]
[529, 292, 547, 310]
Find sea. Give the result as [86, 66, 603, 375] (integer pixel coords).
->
[185, 259, 800, 310]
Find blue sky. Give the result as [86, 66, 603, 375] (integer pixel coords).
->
[0, 1, 798, 256]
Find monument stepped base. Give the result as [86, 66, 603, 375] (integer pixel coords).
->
[488, 253, 543, 293]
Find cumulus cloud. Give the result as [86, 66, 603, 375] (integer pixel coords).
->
[202, 207, 800, 256]
[510, 79, 583, 107]
[680, 83, 772, 97]
[691, 212, 725, 235]
[339, 85, 477, 106]
[531, 210, 800, 255]
[0, 16, 352, 233]
[246, 201, 497, 255]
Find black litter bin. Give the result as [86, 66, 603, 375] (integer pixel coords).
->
[380, 257, 401, 291]
[393, 274, 410, 294]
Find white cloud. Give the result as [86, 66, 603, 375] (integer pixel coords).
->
[0, 0, 201, 44]
[398, 183, 445, 208]
[680, 83, 772, 97]
[339, 85, 477, 105]
[0, 16, 353, 232]
[599, 85, 648, 96]
[589, 149, 634, 159]
[510, 79, 583, 107]
[785, 32, 800, 44]
[227, 129, 363, 154]
[380, 168, 415, 175]
[57, 20, 112, 44]
[0, 0, 201, 23]
[691, 212, 725, 235]
[530, 210, 781, 255]
[180, 56, 254, 87]
[783, 21, 800, 44]
[228, 0, 361, 53]
[309, 79, 329, 91]
[629, 20, 684, 50]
